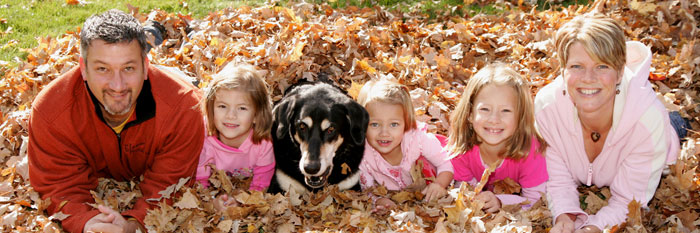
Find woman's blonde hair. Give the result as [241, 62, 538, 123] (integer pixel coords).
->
[356, 79, 417, 131]
[201, 63, 272, 144]
[554, 14, 626, 73]
[446, 63, 546, 160]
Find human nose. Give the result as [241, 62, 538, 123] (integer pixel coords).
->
[225, 108, 237, 119]
[487, 111, 501, 123]
[378, 125, 389, 136]
[108, 72, 127, 91]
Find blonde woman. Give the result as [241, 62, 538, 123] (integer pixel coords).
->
[534, 14, 679, 233]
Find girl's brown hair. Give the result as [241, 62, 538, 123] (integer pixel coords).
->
[201, 63, 272, 144]
[446, 63, 546, 160]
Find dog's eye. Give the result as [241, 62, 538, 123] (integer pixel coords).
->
[326, 126, 335, 135]
[298, 124, 307, 132]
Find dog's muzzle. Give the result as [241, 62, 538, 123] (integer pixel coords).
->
[305, 167, 331, 188]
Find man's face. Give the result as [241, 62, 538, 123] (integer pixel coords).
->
[80, 39, 147, 119]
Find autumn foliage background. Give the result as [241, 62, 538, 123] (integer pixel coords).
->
[0, 0, 698, 232]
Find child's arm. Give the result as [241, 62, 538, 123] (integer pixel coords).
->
[495, 182, 545, 208]
[195, 146, 213, 188]
[250, 142, 276, 191]
[422, 171, 453, 202]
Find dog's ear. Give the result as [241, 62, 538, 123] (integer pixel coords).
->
[343, 101, 369, 146]
[273, 96, 296, 140]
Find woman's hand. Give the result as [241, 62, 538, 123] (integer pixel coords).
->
[550, 214, 577, 233]
[372, 197, 396, 215]
[475, 191, 501, 213]
[213, 194, 239, 212]
[422, 182, 447, 202]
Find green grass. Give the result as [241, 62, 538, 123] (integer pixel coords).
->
[0, 0, 590, 64]
[0, 0, 266, 63]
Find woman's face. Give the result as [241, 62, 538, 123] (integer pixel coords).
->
[564, 42, 622, 115]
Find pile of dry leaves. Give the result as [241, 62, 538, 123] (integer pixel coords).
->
[0, 0, 698, 231]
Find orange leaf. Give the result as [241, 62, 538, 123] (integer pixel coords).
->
[65, 0, 79, 5]
[649, 72, 666, 81]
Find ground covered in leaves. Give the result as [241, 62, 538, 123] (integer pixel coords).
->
[0, 0, 698, 232]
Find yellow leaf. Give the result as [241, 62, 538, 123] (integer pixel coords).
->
[209, 37, 219, 47]
[630, 0, 657, 15]
[357, 59, 377, 74]
[214, 57, 227, 66]
[346, 81, 363, 99]
[289, 40, 306, 62]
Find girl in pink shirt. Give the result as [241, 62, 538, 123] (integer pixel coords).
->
[196, 64, 275, 212]
[357, 79, 454, 213]
[445, 63, 548, 213]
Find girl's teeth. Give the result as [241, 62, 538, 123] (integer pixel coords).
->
[580, 89, 599, 95]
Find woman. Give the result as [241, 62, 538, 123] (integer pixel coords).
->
[534, 14, 679, 233]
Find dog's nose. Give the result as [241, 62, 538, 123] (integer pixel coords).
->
[304, 161, 321, 175]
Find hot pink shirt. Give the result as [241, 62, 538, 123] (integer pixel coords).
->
[196, 131, 275, 191]
[450, 138, 547, 208]
[359, 122, 453, 191]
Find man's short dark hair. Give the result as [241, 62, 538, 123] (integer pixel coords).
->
[80, 9, 148, 61]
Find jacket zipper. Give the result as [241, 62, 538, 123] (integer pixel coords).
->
[586, 164, 593, 186]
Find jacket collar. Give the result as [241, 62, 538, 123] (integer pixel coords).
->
[87, 80, 156, 127]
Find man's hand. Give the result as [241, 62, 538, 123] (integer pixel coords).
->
[550, 214, 577, 233]
[475, 191, 501, 213]
[421, 182, 447, 202]
[213, 194, 239, 212]
[83, 205, 142, 233]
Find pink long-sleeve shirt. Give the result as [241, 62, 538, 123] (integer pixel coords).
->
[359, 122, 454, 190]
[196, 131, 275, 191]
[534, 41, 679, 230]
[450, 137, 547, 209]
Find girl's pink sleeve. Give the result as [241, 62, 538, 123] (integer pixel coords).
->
[421, 133, 453, 174]
[250, 142, 276, 191]
[450, 154, 475, 183]
[359, 159, 376, 190]
[196, 145, 213, 188]
[518, 145, 548, 188]
[496, 182, 545, 209]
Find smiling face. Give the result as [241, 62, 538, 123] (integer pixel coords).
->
[564, 42, 622, 115]
[469, 84, 518, 150]
[80, 39, 148, 124]
[365, 101, 405, 160]
[213, 88, 256, 148]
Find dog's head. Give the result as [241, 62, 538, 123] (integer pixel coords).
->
[273, 83, 368, 189]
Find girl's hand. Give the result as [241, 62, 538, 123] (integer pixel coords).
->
[475, 191, 501, 213]
[574, 225, 601, 233]
[372, 197, 396, 215]
[550, 214, 576, 233]
[213, 194, 239, 212]
[421, 182, 447, 202]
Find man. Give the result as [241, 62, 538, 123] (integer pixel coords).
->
[27, 9, 205, 232]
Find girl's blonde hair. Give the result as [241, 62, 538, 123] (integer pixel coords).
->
[201, 63, 272, 144]
[554, 14, 626, 73]
[356, 79, 417, 131]
[446, 63, 546, 160]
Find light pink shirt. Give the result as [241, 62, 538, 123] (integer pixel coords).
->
[196, 131, 275, 191]
[450, 137, 547, 209]
[535, 41, 679, 230]
[359, 122, 453, 191]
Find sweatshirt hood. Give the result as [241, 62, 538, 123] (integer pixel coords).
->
[608, 41, 656, 145]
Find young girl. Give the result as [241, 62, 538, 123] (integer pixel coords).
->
[196, 63, 274, 211]
[357, 79, 454, 211]
[445, 63, 548, 213]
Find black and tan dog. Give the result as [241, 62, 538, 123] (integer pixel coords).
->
[268, 82, 368, 193]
